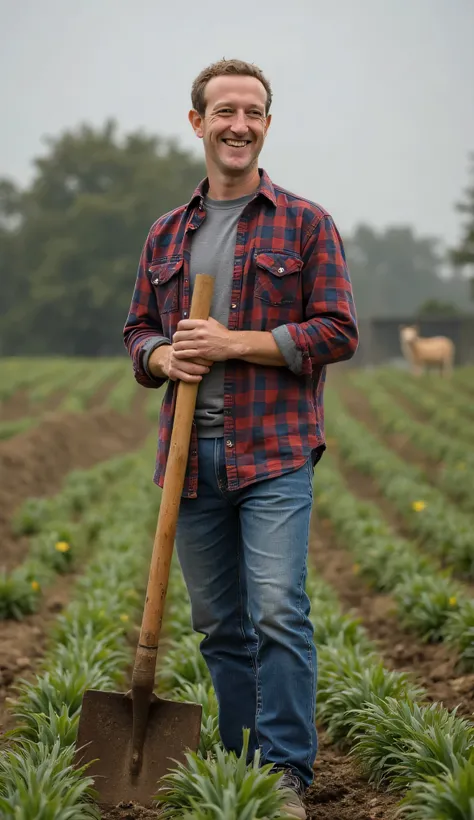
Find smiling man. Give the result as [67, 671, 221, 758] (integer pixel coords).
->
[124, 59, 358, 818]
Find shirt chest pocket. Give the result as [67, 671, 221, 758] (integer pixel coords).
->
[254, 252, 303, 306]
[149, 257, 183, 314]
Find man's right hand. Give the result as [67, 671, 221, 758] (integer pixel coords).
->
[148, 344, 212, 384]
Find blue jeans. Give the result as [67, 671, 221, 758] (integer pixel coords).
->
[175, 437, 317, 787]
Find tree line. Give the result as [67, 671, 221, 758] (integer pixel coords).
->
[0, 122, 472, 356]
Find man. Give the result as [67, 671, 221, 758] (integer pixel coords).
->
[124, 59, 358, 819]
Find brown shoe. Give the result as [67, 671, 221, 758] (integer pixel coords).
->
[277, 769, 307, 819]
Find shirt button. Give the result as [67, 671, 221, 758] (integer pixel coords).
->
[183, 311, 188, 318]
[278, 267, 284, 273]
[226, 439, 233, 448]
[153, 278, 159, 284]
[231, 303, 237, 309]
[184, 278, 188, 284]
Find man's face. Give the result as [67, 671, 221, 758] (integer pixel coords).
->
[189, 75, 271, 177]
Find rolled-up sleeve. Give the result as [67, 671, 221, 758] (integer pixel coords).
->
[123, 234, 169, 389]
[280, 214, 358, 374]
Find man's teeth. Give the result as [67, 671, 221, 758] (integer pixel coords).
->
[223, 139, 248, 147]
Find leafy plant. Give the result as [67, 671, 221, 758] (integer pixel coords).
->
[393, 573, 460, 642]
[317, 642, 420, 742]
[0, 570, 41, 620]
[398, 752, 474, 819]
[349, 697, 474, 790]
[156, 729, 288, 819]
[159, 632, 211, 692]
[0, 739, 99, 819]
[175, 682, 221, 757]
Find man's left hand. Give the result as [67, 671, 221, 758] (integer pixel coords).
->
[173, 317, 233, 363]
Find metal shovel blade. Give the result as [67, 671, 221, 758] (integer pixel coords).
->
[75, 689, 202, 808]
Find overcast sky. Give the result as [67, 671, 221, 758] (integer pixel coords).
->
[1, 0, 473, 250]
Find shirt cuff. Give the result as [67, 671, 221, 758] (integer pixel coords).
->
[271, 325, 304, 375]
[141, 336, 171, 378]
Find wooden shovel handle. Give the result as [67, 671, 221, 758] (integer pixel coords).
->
[131, 273, 214, 693]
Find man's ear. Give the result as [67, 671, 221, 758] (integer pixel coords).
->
[264, 113, 272, 136]
[188, 109, 204, 139]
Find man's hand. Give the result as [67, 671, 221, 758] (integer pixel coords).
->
[172, 317, 233, 363]
[148, 344, 212, 384]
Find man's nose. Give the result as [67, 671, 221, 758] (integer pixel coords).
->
[230, 111, 249, 136]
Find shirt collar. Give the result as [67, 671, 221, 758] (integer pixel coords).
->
[187, 168, 277, 211]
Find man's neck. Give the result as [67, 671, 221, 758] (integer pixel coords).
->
[207, 167, 260, 201]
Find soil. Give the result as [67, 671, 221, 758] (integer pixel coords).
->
[0, 393, 152, 573]
[0, 573, 78, 734]
[87, 375, 122, 410]
[0, 390, 32, 423]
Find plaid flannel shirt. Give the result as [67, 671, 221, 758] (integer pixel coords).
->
[124, 169, 358, 497]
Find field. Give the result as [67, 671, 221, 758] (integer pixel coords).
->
[1, 357, 474, 820]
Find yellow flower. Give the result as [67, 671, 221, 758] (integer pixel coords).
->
[411, 500, 426, 512]
[31, 580, 40, 592]
[55, 541, 70, 553]
[449, 596, 457, 607]
[120, 613, 129, 623]
[353, 563, 361, 575]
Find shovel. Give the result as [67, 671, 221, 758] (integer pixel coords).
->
[76, 273, 214, 807]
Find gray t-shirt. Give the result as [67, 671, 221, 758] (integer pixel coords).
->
[142, 195, 302, 433]
[190, 194, 252, 438]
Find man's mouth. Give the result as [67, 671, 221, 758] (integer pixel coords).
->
[222, 139, 251, 148]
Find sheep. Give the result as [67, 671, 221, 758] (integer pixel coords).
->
[399, 325, 455, 377]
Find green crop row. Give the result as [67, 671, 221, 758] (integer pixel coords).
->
[0, 453, 140, 620]
[58, 360, 127, 414]
[0, 360, 64, 403]
[452, 366, 474, 396]
[105, 369, 140, 414]
[346, 374, 474, 516]
[315, 453, 474, 666]
[326, 389, 474, 579]
[0, 417, 37, 441]
[27, 361, 91, 406]
[349, 371, 470, 466]
[369, 367, 474, 447]
[1, 445, 158, 819]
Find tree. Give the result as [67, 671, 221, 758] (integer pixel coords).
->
[0, 120, 206, 355]
[344, 224, 448, 319]
[416, 299, 461, 316]
[451, 152, 474, 268]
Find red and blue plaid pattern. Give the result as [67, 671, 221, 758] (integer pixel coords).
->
[124, 170, 358, 496]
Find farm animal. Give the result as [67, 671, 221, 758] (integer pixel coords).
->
[399, 325, 455, 377]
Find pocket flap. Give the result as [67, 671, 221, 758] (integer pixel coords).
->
[256, 253, 303, 277]
[149, 258, 183, 285]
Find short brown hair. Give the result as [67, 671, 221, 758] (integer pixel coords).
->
[191, 59, 272, 116]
